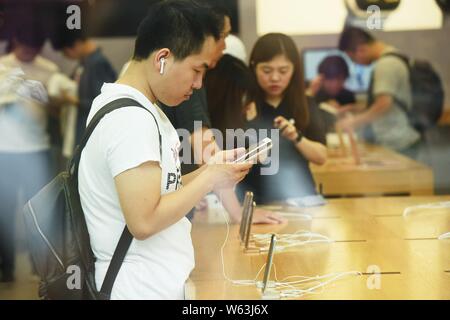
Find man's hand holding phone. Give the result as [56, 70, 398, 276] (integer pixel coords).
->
[206, 148, 253, 192]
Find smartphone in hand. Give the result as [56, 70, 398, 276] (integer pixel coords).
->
[233, 138, 273, 164]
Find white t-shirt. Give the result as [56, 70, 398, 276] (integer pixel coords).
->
[0, 53, 58, 153]
[224, 34, 247, 63]
[78, 83, 194, 300]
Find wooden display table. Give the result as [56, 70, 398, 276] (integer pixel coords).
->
[188, 196, 450, 300]
[310, 144, 434, 197]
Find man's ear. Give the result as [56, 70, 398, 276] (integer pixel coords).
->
[154, 48, 171, 75]
[73, 40, 84, 55]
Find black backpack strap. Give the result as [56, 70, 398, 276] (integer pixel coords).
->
[69, 98, 162, 179]
[98, 227, 133, 300]
[68, 98, 162, 300]
[381, 51, 409, 64]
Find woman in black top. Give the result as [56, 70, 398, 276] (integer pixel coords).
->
[205, 54, 286, 223]
[243, 33, 327, 204]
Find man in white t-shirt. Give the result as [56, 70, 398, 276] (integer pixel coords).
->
[78, 0, 252, 299]
[0, 27, 58, 282]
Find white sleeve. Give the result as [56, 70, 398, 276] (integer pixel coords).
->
[99, 107, 162, 178]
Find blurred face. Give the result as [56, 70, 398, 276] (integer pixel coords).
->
[153, 36, 217, 106]
[255, 54, 294, 100]
[62, 41, 83, 60]
[210, 16, 231, 69]
[322, 77, 346, 97]
[13, 43, 41, 63]
[346, 44, 372, 65]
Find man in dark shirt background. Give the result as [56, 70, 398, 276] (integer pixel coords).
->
[307, 55, 357, 132]
[51, 30, 117, 145]
[314, 55, 356, 107]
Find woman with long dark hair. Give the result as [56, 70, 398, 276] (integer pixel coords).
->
[205, 54, 285, 223]
[243, 33, 327, 204]
[206, 54, 257, 136]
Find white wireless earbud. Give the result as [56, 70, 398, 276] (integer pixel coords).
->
[159, 57, 166, 75]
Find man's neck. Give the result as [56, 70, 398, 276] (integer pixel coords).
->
[80, 40, 98, 59]
[372, 41, 388, 61]
[12, 51, 37, 64]
[116, 61, 157, 104]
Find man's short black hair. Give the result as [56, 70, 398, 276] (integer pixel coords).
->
[338, 26, 375, 52]
[318, 55, 350, 79]
[207, 2, 230, 20]
[133, 0, 223, 61]
[50, 28, 87, 51]
[12, 22, 46, 50]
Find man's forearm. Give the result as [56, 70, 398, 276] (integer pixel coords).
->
[182, 164, 206, 185]
[353, 96, 392, 128]
[145, 169, 214, 237]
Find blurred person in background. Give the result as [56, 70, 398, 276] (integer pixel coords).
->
[51, 29, 117, 146]
[306, 55, 357, 132]
[337, 27, 421, 158]
[0, 25, 57, 282]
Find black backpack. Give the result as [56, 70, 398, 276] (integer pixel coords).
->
[23, 98, 161, 300]
[378, 52, 445, 133]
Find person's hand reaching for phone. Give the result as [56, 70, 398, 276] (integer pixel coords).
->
[252, 208, 287, 224]
[274, 116, 299, 143]
[306, 74, 324, 97]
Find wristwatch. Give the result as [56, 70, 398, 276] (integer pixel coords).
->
[295, 130, 303, 144]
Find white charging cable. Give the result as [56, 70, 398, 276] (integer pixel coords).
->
[273, 268, 362, 299]
[257, 262, 361, 299]
[438, 232, 450, 240]
[403, 201, 450, 217]
[253, 230, 334, 252]
[219, 208, 267, 286]
[218, 208, 360, 298]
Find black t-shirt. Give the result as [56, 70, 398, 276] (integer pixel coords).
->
[158, 88, 213, 220]
[159, 88, 211, 133]
[75, 48, 117, 144]
[238, 98, 325, 204]
[159, 88, 212, 176]
[315, 87, 356, 106]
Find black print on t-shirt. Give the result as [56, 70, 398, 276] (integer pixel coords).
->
[166, 166, 182, 190]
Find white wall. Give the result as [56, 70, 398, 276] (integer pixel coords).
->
[1, 0, 448, 107]
[256, 0, 443, 35]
